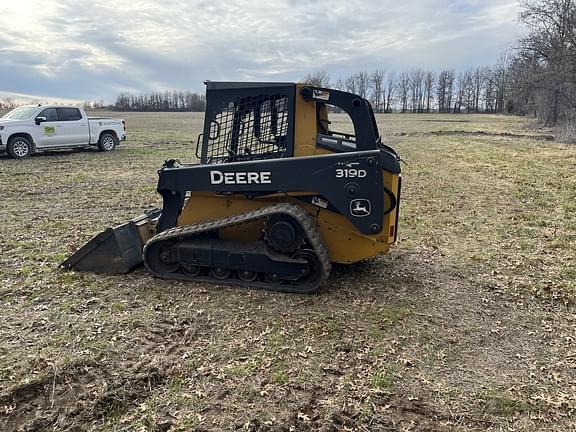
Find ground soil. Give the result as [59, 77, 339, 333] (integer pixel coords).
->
[0, 112, 574, 431]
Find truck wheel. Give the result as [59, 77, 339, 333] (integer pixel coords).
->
[7, 136, 32, 159]
[98, 133, 118, 152]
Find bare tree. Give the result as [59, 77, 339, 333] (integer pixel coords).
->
[302, 71, 331, 87]
[397, 72, 410, 113]
[482, 66, 497, 113]
[344, 74, 357, 94]
[424, 71, 436, 113]
[334, 79, 346, 90]
[454, 72, 467, 113]
[409, 69, 425, 113]
[342, 71, 370, 98]
[369, 69, 386, 112]
[472, 67, 484, 112]
[385, 72, 396, 112]
[2, 97, 16, 110]
[494, 53, 511, 114]
[462, 70, 475, 113]
[436, 70, 457, 113]
[356, 71, 370, 99]
[513, 0, 576, 127]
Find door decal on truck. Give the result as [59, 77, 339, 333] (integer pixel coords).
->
[43, 126, 55, 136]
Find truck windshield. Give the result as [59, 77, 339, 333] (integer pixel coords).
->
[2, 106, 38, 120]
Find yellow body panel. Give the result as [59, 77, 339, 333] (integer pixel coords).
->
[293, 84, 333, 157]
[177, 189, 396, 264]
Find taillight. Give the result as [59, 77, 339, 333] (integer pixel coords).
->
[122, 120, 126, 131]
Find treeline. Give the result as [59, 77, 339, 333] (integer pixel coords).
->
[304, 65, 509, 114]
[507, 0, 575, 137]
[0, 97, 18, 110]
[111, 90, 206, 112]
[304, 0, 576, 140]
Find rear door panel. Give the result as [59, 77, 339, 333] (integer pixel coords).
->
[57, 108, 89, 145]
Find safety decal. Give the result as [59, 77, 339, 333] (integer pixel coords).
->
[313, 89, 330, 101]
[350, 199, 371, 217]
[43, 126, 55, 136]
[312, 197, 328, 208]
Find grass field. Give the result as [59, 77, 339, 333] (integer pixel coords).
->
[0, 112, 575, 431]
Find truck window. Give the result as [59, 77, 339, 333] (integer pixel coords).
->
[38, 108, 58, 122]
[58, 108, 82, 121]
[3, 106, 38, 120]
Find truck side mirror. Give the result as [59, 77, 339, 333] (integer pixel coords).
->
[35, 116, 47, 125]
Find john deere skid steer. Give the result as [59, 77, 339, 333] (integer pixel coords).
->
[62, 82, 401, 293]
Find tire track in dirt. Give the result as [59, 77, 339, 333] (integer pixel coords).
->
[0, 318, 200, 431]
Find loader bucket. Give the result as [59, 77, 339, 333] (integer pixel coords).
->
[60, 209, 161, 274]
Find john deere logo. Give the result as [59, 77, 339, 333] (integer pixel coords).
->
[350, 199, 371, 217]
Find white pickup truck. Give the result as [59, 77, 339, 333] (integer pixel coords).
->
[0, 105, 126, 158]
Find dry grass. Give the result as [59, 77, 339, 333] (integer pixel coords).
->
[0, 112, 575, 431]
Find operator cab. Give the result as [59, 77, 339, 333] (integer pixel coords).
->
[197, 82, 396, 165]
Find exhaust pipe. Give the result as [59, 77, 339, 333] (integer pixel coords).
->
[60, 209, 161, 274]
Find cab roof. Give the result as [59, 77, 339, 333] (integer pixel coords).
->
[204, 81, 296, 91]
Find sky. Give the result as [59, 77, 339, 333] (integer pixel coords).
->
[0, 0, 524, 103]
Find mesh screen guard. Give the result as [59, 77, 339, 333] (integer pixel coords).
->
[201, 84, 295, 164]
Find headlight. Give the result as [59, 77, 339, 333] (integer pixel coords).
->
[0, 126, 4, 130]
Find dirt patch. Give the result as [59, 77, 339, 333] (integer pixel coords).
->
[396, 130, 555, 141]
[420, 119, 472, 123]
[0, 318, 199, 431]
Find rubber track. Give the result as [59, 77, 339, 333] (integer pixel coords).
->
[143, 203, 331, 293]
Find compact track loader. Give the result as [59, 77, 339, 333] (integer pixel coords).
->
[62, 82, 402, 293]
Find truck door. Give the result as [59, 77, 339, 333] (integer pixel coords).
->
[57, 108, 88, 145]
[34, 108, 60, 148]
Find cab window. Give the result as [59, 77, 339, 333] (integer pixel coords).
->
[58, 108, 82, 121]
[38, 108, 58, 122]
[316, 102, 356, 151]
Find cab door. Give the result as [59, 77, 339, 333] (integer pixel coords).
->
[57, 108, 89, 145]
[34, 108, 60, 148]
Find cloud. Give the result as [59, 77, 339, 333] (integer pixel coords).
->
[0, 0, 523, 102]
